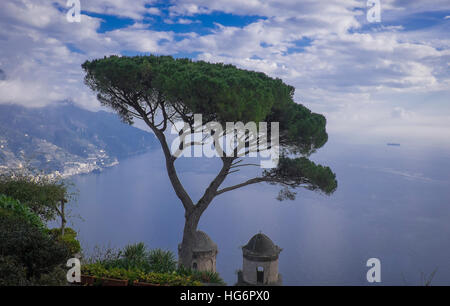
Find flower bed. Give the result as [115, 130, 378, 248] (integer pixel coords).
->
[80, 263, 202, 286]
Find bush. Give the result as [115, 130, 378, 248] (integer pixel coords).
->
[0, 175, 69, 222]
[0, 199, 70, 285]
[98, 243, 151, 272]
[83, 243, 224, 285]
[0, 256, 28, 286]
[93, 243, 176, 274]
[81, 263, 201, 286]
[49, 227, 81, 255]
[148, 248, 177, 273]
[123, 242, 147, 261]
[177, 265, 225, 285]
[0, 194, 45, 231]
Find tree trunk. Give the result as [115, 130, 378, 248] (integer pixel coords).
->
[60, 200, 66, 236]
[177, 158, 234, 268]
[178, 209, 202, 268]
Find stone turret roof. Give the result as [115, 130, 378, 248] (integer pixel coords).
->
[193, 230, 218, 253]
[242, 233, 282, 261]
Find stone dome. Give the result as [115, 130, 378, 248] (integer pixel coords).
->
[192, 230, 218, 253]
[242, 233, 281, 261]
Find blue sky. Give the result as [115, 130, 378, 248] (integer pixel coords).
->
[0, 0, 449, 148]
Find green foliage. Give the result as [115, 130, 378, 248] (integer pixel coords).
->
[135, 270, 202, 286]
[0, 194, 45, 231]
[81, 263, 202, 286]
[271, 102, 328, 155]
[49, 227, 82, 255]
[264, 156, 337, 197]
[82, 55, 337, 200]
[94, 243, 177, 274]
[82, 55, 282, 124]
[82, 263, 138, 282]
[0, 172, 71, 222]
[99, 243, 151, 272]
[148, 248, 177, 273]
[0, 206, 70, 284]
[123, 242, 147, 262]
[0, 256, 28, 286]
[82, 243, 222, 285]
[177, 265, 225, 285]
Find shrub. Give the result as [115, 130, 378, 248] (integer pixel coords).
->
[83, 243, 223, 285]
[92, 243, 176, 274]
[49, 227, 81, 255]
[0, 194, 45, 231]
[98, 243, 151, 272]
[0, 200, 70, 284]
[0, 175, 70, 222]
[177, 265, 225, 285]
[81, 263, 201, 286]
[123, 242, 147, 261]
[148, 248, 177, 273]
[0, 256, 28, 286]
[135, 271, 201, 286]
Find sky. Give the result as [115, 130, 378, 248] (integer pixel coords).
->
[0, 0, 449, 148]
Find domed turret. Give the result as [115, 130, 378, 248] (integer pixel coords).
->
[242, 233, 282, 261]
[179, 230, 218, 272]
[239, 232, 282, 285]
[193, 230, 218, 253]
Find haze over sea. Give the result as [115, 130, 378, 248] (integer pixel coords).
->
[69, 137, 450, 285]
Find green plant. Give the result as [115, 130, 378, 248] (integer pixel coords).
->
[0, 207, 70, 284]
[89, 243, 176, 274]
[136, 271, 201, 286]
[49, 227, 81, 255]
[177, 265, 225, 285]
[0, 256, 29, 286]
[98, 243, 151, 272]
[0, 172, 75, 223]
[123, 242, 147, 261]
[81, 263, 201, 286]
[148, 248, 177, 273]
[0, 194, 45, 231]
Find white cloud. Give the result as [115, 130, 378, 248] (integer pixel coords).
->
[0, 0, 449, 147]
[177, 18, 198, 25]
[80, 0, 158, 20]
[163, 18, 200, 25]
[0, 0, 175, 109]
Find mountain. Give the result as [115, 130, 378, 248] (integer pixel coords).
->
[0, 102, 157, 177]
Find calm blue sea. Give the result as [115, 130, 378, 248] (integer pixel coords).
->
[68, 138, 450, 285]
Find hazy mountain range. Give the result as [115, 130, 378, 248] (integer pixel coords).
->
[0, 102, 157, 177]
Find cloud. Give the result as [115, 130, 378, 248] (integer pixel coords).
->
[0, 0, 449, 147]
[80, 0, 159, 20]
[163, 18, 200, 25]
[0, 0, 175, 108]
[177, 18, 199, 25]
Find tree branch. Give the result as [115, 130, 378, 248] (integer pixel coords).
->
[215, 177, 269, 196]
[136, 106, 195, 212]
[196, 157, 235, 214]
